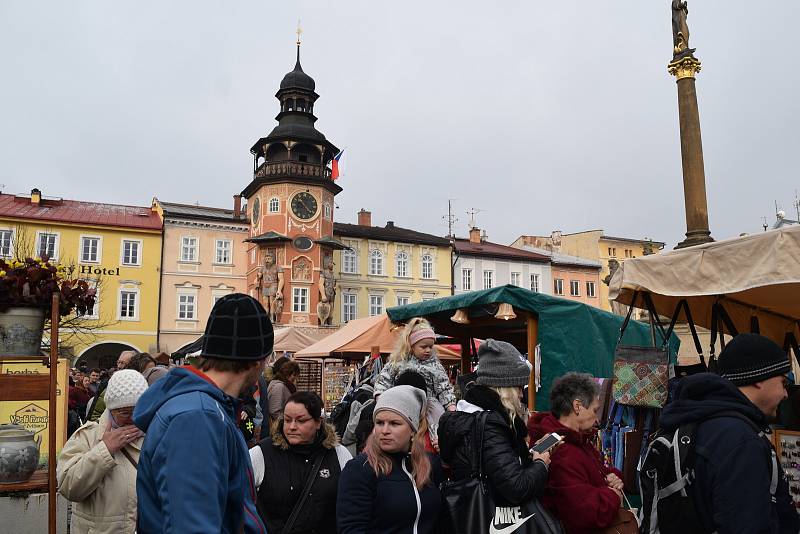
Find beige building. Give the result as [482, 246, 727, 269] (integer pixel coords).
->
[154, 198, 249, 353]
[512, 230, 664, 312]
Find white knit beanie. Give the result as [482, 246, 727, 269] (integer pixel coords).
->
[105, 369, 148, 410]
[374, 385, 427, 432]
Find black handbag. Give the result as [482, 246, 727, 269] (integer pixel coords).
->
[440, 411, 563, 534]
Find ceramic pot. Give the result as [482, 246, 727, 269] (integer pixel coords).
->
[0, 306, 45, 355]
[0, 424, 41, 484]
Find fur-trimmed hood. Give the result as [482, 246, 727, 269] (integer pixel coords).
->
[270, 420, 340, 451]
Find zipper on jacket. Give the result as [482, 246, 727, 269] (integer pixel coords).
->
[401, 457, 421, 534]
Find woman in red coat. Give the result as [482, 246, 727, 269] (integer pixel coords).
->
[528, 373, 623, 534]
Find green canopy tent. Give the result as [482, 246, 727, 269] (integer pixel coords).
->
[386, 285, 679, 411]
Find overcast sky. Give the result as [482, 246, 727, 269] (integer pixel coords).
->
[1, 1, 798, 248]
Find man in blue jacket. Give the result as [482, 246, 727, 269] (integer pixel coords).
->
[134, 294, 273, 533]
[660, 334, 800, 534]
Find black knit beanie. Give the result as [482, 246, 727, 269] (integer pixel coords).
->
[717, 333, 791, 386]
[200, 293, 274, 361]
[396, 370, 428, 393]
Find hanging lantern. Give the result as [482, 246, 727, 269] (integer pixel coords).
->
[495, 303, 517, 321]
[450, 308, 470, 324]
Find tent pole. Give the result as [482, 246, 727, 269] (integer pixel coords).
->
[460, 339, 470, 375]
[527, 313, 538, 412]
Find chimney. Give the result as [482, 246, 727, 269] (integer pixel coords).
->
[233, 195, 241, 218]
[31, 188, 41, 205]
[385, 221, 395, 229]
[469, 227, 481, 244]
[358, 209, 372, 227]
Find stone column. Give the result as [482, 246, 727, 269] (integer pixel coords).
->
[669, 55, 714, 249]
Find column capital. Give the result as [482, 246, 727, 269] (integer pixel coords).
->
[668, 56, 702, 80]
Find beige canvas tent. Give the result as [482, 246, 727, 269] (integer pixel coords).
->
[608, 226, 800, 347]
[295, 314, 399, 359]
[273, 327, 328, 354]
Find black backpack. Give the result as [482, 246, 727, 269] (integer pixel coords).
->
[638, 411, 777, 534]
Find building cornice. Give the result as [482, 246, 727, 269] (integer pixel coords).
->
[165, 218, 249, 233]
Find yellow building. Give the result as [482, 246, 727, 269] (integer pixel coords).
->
[333, 210, 452, 323]
[0, 188, 163, 367]
[512, 230, 664, 312]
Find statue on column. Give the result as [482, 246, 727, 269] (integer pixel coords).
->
[671, 1, 696, 59]
[257, 250, 284, 323]
[316, 257, 336, 326]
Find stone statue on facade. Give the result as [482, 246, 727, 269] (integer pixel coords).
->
[316, 258, 336, 326]
[257, 250, 284, 323]
[671, 0, 695, 59]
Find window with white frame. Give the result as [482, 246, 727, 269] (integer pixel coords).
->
[0, 230, 13, 258]
[180, 237, 197, 262]
[369, 249, 384, 275]
[510, 272, 521, 286]
[587, 281, 597, 298]
[37, 232, 59, 260]
[177, 294, 196, 319]
[119, 289, 138, 319]
[421, 254, 433, 279]
[81, 236, 100, 263]
[342, 293, 357, 323]
[215, 239, 232, 264]
[396, 251, 409, 277]
[397, 296, 410, 306]
[530, 273, 540, 293]
[570, 280, 580, 296]
[268, 197, 280, 213]
[292, 287, 309, 313]
[80, 282, 99, 319]
[462, 268, 472, 291]
[121, 240, 141, 266]
[369, 294, 384, 316]
[342, 248, 357, 274]
[554, 279, 564, 295]
[483, 270, 494, 289]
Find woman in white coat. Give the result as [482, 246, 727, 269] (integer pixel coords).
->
[57, 369, 148, 534]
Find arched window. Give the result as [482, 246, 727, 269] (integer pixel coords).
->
[421, 253, 433, 279]
[324, 203, 332, 219]
[396, 251, 409, 278]
[369, 249, 384, 276]
[268, 197, 279, 213]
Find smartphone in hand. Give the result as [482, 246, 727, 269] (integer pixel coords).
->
[530, 432, 563, 454]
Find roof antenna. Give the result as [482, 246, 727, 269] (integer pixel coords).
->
[762, 216, 769, 232]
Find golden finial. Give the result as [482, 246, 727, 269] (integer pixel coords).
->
[296, 20, 303, 46]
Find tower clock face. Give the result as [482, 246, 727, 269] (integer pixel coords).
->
[290, 192, 318, 220]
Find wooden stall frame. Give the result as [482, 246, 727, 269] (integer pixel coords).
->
[0, 294, 59, 534]
[527, 312, 539, 412]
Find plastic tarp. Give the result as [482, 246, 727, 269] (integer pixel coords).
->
[608, 226, 800, 346]
[386, 285, 678, 410]
[295, 314, 399, 359]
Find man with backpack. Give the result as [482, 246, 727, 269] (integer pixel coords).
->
[640, 333, 799, 533]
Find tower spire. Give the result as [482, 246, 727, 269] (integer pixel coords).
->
[296, 20, 302, 63]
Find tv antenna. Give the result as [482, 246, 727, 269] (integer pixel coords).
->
[443, 199, 458, 238]
[466, 208, 483, 229]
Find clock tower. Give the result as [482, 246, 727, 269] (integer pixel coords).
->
[242, 40, 345, 326]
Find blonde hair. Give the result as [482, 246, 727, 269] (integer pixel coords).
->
[389, 318, 435, 364]
[493, 386, 528, 425]
[365, 425, 431, 489]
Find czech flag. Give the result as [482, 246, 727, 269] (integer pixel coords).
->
[331, 149, 345, 181]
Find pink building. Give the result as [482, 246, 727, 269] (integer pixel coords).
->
[155, 198, 250, 353]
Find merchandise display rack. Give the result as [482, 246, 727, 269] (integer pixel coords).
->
[0, 294, 60, 534]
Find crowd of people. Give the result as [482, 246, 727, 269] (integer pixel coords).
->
[55, 293, 800, 533]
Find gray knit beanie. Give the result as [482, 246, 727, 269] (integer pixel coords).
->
[373, 385, 427, 432]
[476, 339, 531, 387]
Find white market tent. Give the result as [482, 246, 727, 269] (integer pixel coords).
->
[608, 225, 800, 349]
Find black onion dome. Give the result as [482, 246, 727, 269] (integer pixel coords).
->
[280, 60, 315, 91]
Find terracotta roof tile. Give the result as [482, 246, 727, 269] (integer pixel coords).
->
[0, 194, 162, 231]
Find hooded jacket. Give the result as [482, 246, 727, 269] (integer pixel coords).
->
[57, 411, 142, 534]
[528, 412, 622, 534]
[249, 420, 351, 534]
[374, 353, 456, 408]
[659, 373, 799, 534]
[337, 452, 444, 534]
[132, 366, 265, 534]
[437, 384, 548, 506]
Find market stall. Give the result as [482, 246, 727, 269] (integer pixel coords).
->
[385, 285, 676, 412]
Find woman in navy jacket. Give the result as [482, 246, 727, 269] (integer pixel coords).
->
[337, 385, 443, 534]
